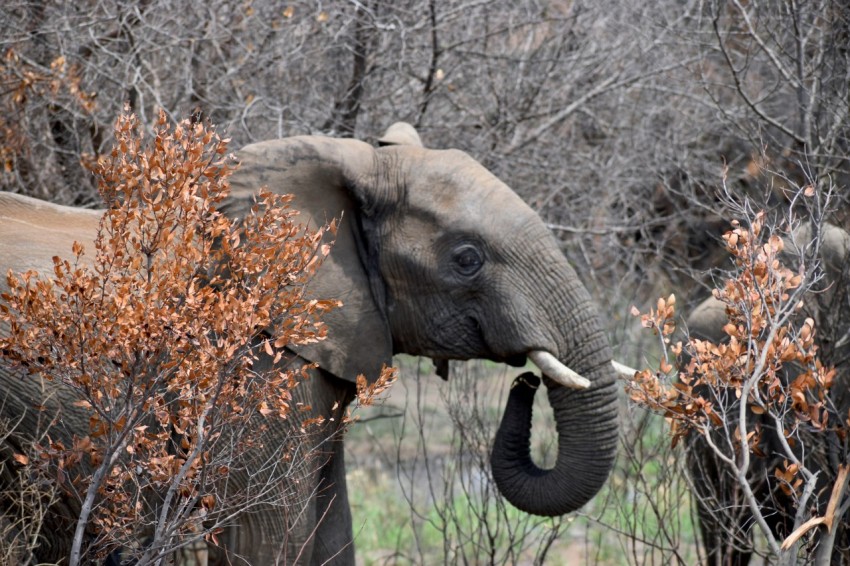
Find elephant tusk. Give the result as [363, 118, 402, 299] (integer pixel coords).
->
[612, 360, 639, 379]
[528, 351, 590, 389]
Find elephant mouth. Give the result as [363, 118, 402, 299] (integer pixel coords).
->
[434, 350, 590, 390]
[499, 351, 591, 389]
[432, 353, 526, 380]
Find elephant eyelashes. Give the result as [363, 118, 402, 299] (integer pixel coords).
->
[452, 245, 484, 277]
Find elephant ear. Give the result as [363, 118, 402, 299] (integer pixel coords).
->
[377, 122, 422, 147]
[224, 136, 392, 385]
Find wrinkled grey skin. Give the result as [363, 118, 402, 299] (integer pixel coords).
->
[685, 222, 850, 566]
[0, 134, 618, 565]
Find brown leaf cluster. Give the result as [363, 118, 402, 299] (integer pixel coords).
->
[354, 365, 399, 409]
[626, 213, 837, 460]
[338, 366, 399, 428]
[0, 109, 337, 556]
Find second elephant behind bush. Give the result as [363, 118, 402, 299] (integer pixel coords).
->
[684, 221, 850, 565]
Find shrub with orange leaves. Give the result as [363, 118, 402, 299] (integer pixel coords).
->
[0, 109, 341, 564]
[626, 212, 836, 444]
[625, 210, 848, 562]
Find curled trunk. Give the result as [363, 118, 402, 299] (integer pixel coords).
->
[490, 362, 618, 516]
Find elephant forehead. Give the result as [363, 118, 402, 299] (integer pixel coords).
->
[406, 169, 539, 233]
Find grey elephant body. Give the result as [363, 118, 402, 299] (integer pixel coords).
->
[0, 134, 618, 564]
[0, 194, 103, 561]
[685, 222, 850, 565]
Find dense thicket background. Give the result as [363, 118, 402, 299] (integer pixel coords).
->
[2, 1, 849, 563]
[5, 0, 849, 304]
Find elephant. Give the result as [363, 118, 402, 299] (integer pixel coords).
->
[684, 221, 850, 565]
[0, 131, 619, 565]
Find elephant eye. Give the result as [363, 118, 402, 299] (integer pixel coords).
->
[452, 245, 483, 277]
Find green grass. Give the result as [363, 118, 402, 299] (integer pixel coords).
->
[347, 466, 579, 565]
[348, 467, 417, 563]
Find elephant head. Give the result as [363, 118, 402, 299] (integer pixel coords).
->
[224, 135, 619, 516]
[687, 221, 850, 342]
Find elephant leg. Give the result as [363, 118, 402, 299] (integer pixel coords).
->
[276, 369, 355, 565]
[310, 430, 354, 565]
[206, 444, 323, 566]
[695, 501, 752, 566]
[688, 436, 754, 566]
[203, 359, 355, 566]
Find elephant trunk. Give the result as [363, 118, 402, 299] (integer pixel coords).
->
[490, 302, 618, 516]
